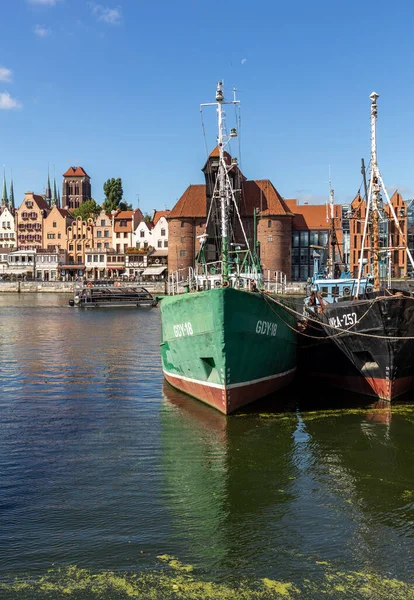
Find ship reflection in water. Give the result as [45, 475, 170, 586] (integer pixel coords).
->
[161, 381, 414, 585]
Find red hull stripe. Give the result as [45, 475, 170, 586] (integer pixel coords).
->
[163, 368, 296, 415]
[312, 372, 414, 401]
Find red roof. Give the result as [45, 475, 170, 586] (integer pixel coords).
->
[32, 194, 50, 211]
[168, 185, 207, 218]
[153, 210, 170, 225]
[168, 181, 293, 219]
[290, 202, 342, 229]
[208, 146, 232, 164]
[114, 211, 133, 219]
[62, 166, 90, 178]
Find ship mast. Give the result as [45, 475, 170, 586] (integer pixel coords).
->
[370, 92, 381, 291]
[201, 82, 240, 285]
[328, 179, 335, 278]
[356, 92, 414, 297]
[216, 82, 229, 283]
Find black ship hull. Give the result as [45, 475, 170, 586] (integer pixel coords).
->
[301, 293, 414, 401]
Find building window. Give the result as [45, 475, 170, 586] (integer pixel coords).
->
[87, 255, 92, 262]
[181, 236, 185, 243]
[104, 242, 109, 248]
[268, 236, 272, 242]
[104, 230, 109, 237]
[77, 244, 82, 251]
[181, 222, 184, 228]
[116, 233, 120, 238]
[124, 232, 128, 238]
[120, 220, 127, 227]
[97, 231, 102, 238]
[164, 240, 168, 247]
[100, 255, 104, 262]
[69, 244, 73, 251]
[140, 230, 145, 238]
[268, 220, 272, 228]
[53, 221, 57, 228]
[180, 250, 187, 257]
[58, 233, 61, 239]
[158, 240, 162, 247]
[97, 243, 102, 249]
[77, 256, 82, 264]
[101, 220, 105, 226]
[161, 228, 166, 236]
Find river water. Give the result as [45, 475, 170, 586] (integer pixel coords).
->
[0, 294, 413, 599]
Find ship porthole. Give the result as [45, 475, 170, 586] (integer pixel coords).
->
[343, 286, 351, 296]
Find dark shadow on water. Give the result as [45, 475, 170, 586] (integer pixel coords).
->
[161, 378, 414, 425]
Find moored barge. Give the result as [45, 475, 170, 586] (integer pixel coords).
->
[69, 283, 157, 308]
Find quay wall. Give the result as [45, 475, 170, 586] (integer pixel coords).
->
[0, 281, 169, 294]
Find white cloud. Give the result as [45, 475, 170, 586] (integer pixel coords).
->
[28, 0, 60, 5]
[0, 92, 22, 110]
[89, 3, 122, 25]
[241, 58, 247, 65]
[0, 66, 12, 82]
[34, 24, 50, 36]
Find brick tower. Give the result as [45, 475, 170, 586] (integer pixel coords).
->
[62, 167, 91, 210]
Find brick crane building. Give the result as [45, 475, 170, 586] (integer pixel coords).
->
[167, 148, 293, 277]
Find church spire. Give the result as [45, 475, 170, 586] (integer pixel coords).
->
[45, 169, 52, 206]
[51, 177, 58, 207]
[9, 176, 15, 210]
[57, 188, 61, 209]
[1, 169, 8, 206]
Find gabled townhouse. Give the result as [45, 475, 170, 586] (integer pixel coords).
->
[93, 210, 113, 250]
[112, 208, 143, 253]
[43, 206, 72, 252]
[0, 205, 16, 249]
[64, 216, 94, 279]
[16, 192, 49, 251]
[133, 209, 170, 251]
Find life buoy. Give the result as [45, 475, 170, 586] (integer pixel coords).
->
[343, 286, 351, 296]
[87, 281, 93, 288]
[154, 259, 160, 264]
[214, 280, 221, 288]
[366, 286, 373, 293]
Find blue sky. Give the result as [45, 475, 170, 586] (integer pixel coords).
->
[1, 0, 414, 214]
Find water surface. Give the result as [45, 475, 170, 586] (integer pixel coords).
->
[0, 294, 413, 598]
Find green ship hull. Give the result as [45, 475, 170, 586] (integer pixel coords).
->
[160, 287, 297, 414]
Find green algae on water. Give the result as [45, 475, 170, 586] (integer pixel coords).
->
[2, 561, 414, 599]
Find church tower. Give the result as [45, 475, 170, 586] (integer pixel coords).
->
[62, 166, 91, 210]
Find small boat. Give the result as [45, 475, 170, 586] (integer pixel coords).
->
[69, 282, 157, 308]
[301, 92, 414, 401]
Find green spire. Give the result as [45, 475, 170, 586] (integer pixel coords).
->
[45, 171, 52, 205]
[51, 177, 57, 207]
[9, 177, 14, 209]
[1, 170, 8, 205]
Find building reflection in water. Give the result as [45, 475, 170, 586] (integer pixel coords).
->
[160, 382, 299, 579]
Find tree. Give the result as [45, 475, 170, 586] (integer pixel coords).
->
[143, 213, 152, 222]
[71, 199, 101, 220]
[102, 178, 123, 212]
[119, 200, 133, 211]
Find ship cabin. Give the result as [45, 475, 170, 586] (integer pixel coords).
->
[309, 251, 374, 303]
